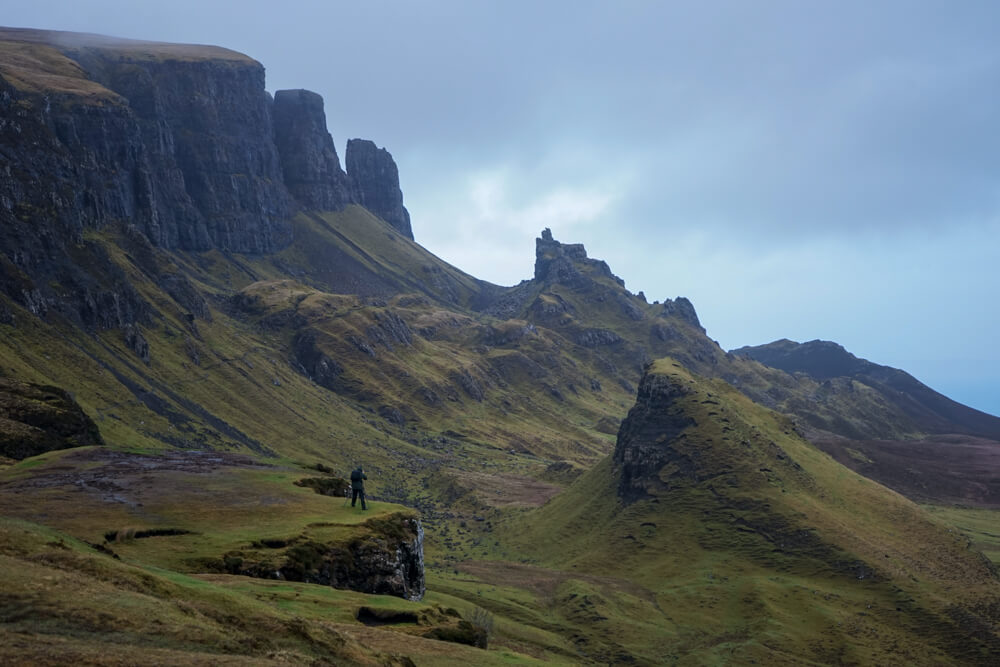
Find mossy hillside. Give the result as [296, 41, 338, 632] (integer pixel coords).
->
[306, 209, 484, 305]
[0, 516, 543, 666]
[235, 280, 629, 463]
[0, 448, 412, 572]
[2, 179, 998, 663]
[0, 516, 385, 665]
[69, 215, 630, 474]
[0, 449, 550, 662]
[488, 361, 1000, 664]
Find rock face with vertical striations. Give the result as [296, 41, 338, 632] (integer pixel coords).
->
[0, 28, 418, 333]
[346, 138, 413, 239]
[273, 89, 353, 211]
[612, 367, 697, 504]
[54, 35, 294, 253]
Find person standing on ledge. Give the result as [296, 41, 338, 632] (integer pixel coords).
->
[350, 465, 368, 510]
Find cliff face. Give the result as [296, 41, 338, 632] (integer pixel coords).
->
[1, 33, 293, 254]
[76, 52, 295, 253]
[233, 516, 426, 601]
[346, 139, 413, 239]
[612, 368, 697, 504]
[0, 28, 414, 330]
[274, 89, 353, 212]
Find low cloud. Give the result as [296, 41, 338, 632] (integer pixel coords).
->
[412, 165, 622, 286]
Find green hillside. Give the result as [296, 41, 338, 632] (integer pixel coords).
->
[1, 27, 999, 665]
[496, 360, 1000, 664]
[2, 202, 999, 663]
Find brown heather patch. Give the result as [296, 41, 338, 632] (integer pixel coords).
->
[456, 560, 659, 607]
[449, 470, 562, 508]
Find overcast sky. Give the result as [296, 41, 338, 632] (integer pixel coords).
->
[5, 1, 999, 416]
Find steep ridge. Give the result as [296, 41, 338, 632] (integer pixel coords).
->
[733, 339, 1000, 507]
[503, 360, 1000, 664]
[733, 339, 1000, 440]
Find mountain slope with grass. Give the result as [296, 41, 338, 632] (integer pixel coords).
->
[1, 26, 999, 664]
[500, 360, 1000, 664]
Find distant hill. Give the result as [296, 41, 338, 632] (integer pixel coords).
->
[732, 339, 1000, 439]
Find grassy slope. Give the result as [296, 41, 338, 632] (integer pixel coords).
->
[486, 360, 1000, 665]
[0, 516, 546, 666]
[924, 506, 1000, 566]
[1, 205, 998, 662]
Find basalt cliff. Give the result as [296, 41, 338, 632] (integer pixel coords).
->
[0, 27, 411, 333]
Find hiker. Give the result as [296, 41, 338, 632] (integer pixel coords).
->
[350, 465, 368, 510]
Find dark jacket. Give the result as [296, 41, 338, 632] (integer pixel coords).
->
[350, 467, 367, 491]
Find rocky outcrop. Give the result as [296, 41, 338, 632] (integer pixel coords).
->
[575, 328, 623, 348]
[613, 368, 696, 504]
[292, 330, 345, 391]
[273, 89, 352, 211]
[0, 378, 104, 459]
[534, 228, 622, 287]
[346, 139, 412, 239]
[228, 515, 426, 601]
[660, 297, 703, 331]
[0, 29, 416, 333]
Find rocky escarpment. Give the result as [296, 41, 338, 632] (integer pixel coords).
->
[346, 139, 412, 239]
[0, 377, 104, 459]
[533, 227, 622, 288]
[225, 515, 426, 601]
[273, 89, 353, 212]
[0, 28, 415, 332]
[0, 31, 293, 254]
[612, 367, 697, 504]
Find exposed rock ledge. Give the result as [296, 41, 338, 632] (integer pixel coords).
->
[219, 514, 426, 601]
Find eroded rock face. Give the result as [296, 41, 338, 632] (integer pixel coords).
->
[232, 516, 426, 601]
[273, 89, 353, 211]
[292, 330, 345, 391]
[613, 370, 696, 504]
[71, 50, 294, 252]
[0, 378, 104, 459]
[0, 32, 416, 335]
[346, 139, 413, 239]
[660, 297, 703, 331]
